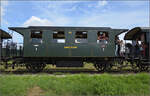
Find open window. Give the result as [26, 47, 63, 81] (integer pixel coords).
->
[30, 30, 43, 44]
[75, 31, 88, 43]
[97, 31, 109, 44]
[52, 31, 65, 43]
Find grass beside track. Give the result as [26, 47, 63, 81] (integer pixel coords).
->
[0, 73, 150, 96]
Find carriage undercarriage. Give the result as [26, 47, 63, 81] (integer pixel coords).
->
[1, 56, 149, 72]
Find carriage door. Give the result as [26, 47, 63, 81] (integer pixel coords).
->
[65, 30, 74, 56]
[30, 30, 45, 57]
[96, 31, 110, 56]
[71, 31, 90, 56]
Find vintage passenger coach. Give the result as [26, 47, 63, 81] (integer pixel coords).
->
[8, 26, 127, 72]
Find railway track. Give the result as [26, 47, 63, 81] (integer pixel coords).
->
[0, 67, 149, 74]
[0, 61, 150, 74]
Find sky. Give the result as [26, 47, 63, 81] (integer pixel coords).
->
[0, 0, 149, 43]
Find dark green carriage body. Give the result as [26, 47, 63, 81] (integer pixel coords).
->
[0, 29, 12, 59]
[9, 26, 127, 58]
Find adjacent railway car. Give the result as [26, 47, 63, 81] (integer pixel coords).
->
[124, 27, 150, 71]
[0, 29, 12, 61]
[8, 26, 128, 72]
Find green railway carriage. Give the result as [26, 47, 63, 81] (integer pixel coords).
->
[8, 26, 128, 72]
[0, 29, 12, 60]
[124, 27, 150, 59]
[9, 26, 127, 57]
[124, 27, 150, 71]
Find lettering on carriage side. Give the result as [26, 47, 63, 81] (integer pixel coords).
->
[68, 32, 72, 34]
[64, 46, 70, 48]
[64, 46, 77, 49]
[71, 46, 77, 48]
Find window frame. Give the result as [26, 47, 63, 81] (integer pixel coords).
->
[30, 30, 43, 44]
[97, 31, 109, 44]
[75, 31, 88, 44]
[52, 31, 66, 43]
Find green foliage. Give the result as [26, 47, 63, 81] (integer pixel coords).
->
[0, 73, 150, 96]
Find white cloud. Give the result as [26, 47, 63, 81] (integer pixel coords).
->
[34, 5, 72, 26]
[97, 0, 108, 7]
[23, 16, 53, 27]
[1, 0, 8, 16]
[1, 7, 4, 16]
[1, 0, 10, 29]
[101, 0, 107, 6]
[120, 1, 149, 6]
[65, 5, 77, 12]
[77, 10, 149, 29]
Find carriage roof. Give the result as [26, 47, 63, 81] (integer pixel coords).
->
[9, 26, 128, 35]
[124, 27, 150, 40]
[9, 26, 112, 31]
[0, 29, 12, 39]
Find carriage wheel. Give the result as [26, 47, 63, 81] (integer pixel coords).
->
[138, 63, 149, 71]
[117, 59, 124, 71]
[94, 61, 112, 72]
[131, 61, 138, 69]
[25, 63, 46, 72]
[130, 60, 139, 72]
[4, 61, 8, 69]
[94, 63, 106, 72]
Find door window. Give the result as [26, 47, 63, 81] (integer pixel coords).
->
[30, 30, 42, 44]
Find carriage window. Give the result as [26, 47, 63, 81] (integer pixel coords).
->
[52, 31, 65, 43]
[31, 30, 42, 44]
[75, 31, 88, 43]
[97, 31, 109, 44]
